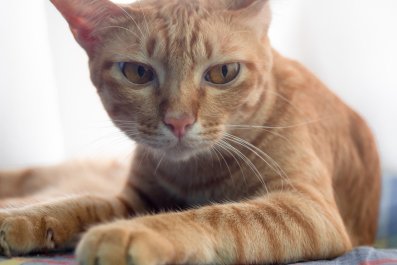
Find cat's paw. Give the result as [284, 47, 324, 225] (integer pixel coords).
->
[77, 220, 176, 265]
[0, 209, 69, 256]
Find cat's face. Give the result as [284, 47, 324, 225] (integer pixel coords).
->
[52, 0, 272, 161]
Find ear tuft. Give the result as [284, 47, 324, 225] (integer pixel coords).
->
[50, 0, 120, 54]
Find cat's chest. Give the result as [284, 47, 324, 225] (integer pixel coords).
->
[155, 172, 260, 206]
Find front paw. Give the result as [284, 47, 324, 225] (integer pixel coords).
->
[0, 209, 71, 256]
[77, 220, 176, 265]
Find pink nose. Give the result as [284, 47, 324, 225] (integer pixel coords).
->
[163, 115, 195, 138]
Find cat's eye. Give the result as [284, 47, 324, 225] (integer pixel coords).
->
[119, 62, 155, 85]
[205, 63, 241, 85]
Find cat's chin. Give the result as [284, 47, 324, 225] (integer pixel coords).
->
[164, 150, 196, 162]
[146, 144, 210, 162]
[164, 146, 203, 162]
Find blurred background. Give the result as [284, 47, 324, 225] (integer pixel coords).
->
[0, 0, 396, 174]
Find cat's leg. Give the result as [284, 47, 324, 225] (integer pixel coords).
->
[0, 192, 145, 256]
[76, 183, 352, 265]
[0, 159, 128, 201]
[0, 168, 45, 200]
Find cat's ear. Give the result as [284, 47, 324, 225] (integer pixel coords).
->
[50, 0, 120, 54]
[221, 0, 271, 38]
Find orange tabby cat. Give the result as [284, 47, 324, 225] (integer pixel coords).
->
[0, 0, 380, 264]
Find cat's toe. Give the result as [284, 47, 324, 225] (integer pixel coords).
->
[77, 225, 131, 265]
[0, 212, 63, 256]
[0, 215, 36, 256]
[77, 221, 175, 265]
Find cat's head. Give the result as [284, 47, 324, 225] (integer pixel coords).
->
[51, 0, 272, 161]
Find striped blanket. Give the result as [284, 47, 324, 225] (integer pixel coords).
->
[0, 254, 76, 265]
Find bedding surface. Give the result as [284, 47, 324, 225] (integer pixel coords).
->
[376, 175, 397, 248]
[1, 248, 397, 265]
[293, 247, 397, 265]
[0, 254, 76, 265]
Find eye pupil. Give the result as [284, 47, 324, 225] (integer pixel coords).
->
[205, 63, 240, 85]
[222, 65, 228, 77]
[120, 62, 155, 85]
[138, 66, 146, 77]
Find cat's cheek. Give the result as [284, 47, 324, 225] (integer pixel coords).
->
[105, 102, 136, 120]
[108, 105, 123, 119]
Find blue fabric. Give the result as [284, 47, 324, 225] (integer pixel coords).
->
[1, 248, 396, 265]
[376, 175, 397, 248]
[292, 247, 397, 265]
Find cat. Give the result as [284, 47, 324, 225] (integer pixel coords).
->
[0, 0, 380, 264]
[0, 158, 128, 208]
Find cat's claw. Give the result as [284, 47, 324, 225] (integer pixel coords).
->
[46, 229, 56, 249]
[0, 230, 12, 257]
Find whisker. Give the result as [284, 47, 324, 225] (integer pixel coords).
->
[213, 144, 233, 181]
[154, 152, 166, 176]
[224, 133, 296, 192]
[226, 125, 291, 143]
[137, 0, 150, 36]
[267, 90, 301, 114]
[221, 142, 247, 185]
[111, 52, 144, 62]
[94, 25, 141, 40]
[215, 141, 246, 187]
[116, 4, 146, 38]
[226, 115, 334, 130]
[224, 133, 278, 174]
[209, 146, 223, 171]
[219, 140, 268, 193]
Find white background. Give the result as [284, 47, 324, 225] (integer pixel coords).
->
[0, 0, 396, 174]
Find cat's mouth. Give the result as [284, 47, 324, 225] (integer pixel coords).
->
[133, 125, 220, 161]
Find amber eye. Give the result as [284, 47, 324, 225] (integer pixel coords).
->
[205, 63, 240, 85]
[119, 62, 155, 85]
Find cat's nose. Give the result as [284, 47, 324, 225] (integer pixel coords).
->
[163, 114, 196, 139]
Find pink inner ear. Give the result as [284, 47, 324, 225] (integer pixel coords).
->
[69, 16, 97, 48]
[51, 0, 114, 53]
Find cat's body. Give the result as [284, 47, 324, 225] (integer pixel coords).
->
[0, 159, 128, 208]
[0, 0, 380, 264]
[130, 50, 380, 245]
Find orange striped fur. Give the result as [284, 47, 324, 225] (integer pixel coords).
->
[0, 0, 380, 264]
